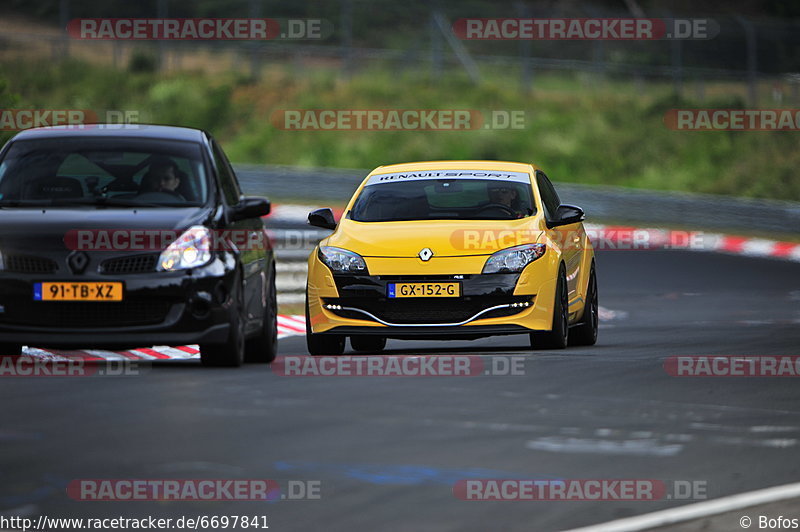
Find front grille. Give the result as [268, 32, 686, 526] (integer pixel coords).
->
[4, 255, 58, 274]
[377, 275, 474, 281]
[2, 299, 172, 328]
[324, 296, 532, 324]
[100, 255, 158, 274]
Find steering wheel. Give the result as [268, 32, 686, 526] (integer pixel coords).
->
[477, 203, 516, 217]
[135, 191, 186, 202]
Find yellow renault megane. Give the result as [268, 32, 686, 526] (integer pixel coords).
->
[305, 161, 597, 355]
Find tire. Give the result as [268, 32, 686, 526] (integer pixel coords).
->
[305, 292, 345, 356]
[200, 306, 245, 367]
[569, 264, 598, 346]
[245, 266, 278, 363]
[350, 336, 386, 353]
[530, 265, 569, 350]
[0, 343, 22, 357]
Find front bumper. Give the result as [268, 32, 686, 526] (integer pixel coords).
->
[0, 256, 237, 350]
[306, 252, 560, 338]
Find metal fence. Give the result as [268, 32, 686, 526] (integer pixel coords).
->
[3, 1, 800, 105]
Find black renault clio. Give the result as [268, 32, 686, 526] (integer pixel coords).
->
[0, 125, 277, 367]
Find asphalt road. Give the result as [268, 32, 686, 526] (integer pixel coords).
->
[1, 249, 799, 532]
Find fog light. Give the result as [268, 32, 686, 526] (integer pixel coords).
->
[189, 291, 213, 319]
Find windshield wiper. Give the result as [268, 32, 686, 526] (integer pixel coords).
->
[42, 198, 164, 208]
[0, 198, 197, 208]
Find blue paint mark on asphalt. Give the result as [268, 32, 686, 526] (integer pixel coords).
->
[0, 474, 66, 510]
[274, 461, 557, 486]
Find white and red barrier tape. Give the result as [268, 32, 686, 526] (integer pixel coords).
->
[22, 315, 307, 361]
[583, 223, 800, 261]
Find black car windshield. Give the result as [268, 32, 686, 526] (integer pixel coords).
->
[350, 177, 536, 222]
[0, 137, 210, 207]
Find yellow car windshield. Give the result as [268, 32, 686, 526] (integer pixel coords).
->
[350, 179, 535, 222]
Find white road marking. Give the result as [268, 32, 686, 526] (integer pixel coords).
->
[525, 437, 684, 457]
[598, 306, 628, 321]
[709, 436, 797, 448]
[750, 425, 799, 433]
[562, 481, 800, 532]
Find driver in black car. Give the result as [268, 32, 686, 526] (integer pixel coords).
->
[139, 159, 185, 199]
[487, 184, 525, 218]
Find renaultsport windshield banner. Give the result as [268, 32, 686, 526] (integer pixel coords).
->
[365, 170, 531, 186]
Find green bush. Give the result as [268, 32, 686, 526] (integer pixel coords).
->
[2, 58, 798, 201]
[0, 78, 21, 145]
[128, 49, 158, 74]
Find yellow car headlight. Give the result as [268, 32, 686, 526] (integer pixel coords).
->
[318, 246, 368, 274]
[482, 243, 546, 274]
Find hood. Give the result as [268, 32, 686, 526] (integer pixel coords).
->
[325, 218, 542, 258]
[0, 206, 214, 255]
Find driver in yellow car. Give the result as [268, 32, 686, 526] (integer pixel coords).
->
[488, 183, 525, 218]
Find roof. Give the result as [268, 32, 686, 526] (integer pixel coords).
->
[10, 124, 207, 143]
[371, 160, 536, 175]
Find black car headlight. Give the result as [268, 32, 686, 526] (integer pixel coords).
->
[318, 246, 368, 274]
[158, 226, 212, 271]
[482, 243, 546, 274]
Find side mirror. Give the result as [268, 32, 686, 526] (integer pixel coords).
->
[547, 204, 585, 228]
[308, 208, 337, 230]
[231, 196, 271, 221]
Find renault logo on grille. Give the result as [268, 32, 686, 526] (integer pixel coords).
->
[67, 250, 90, 274]
[418, 248, 433, 261]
